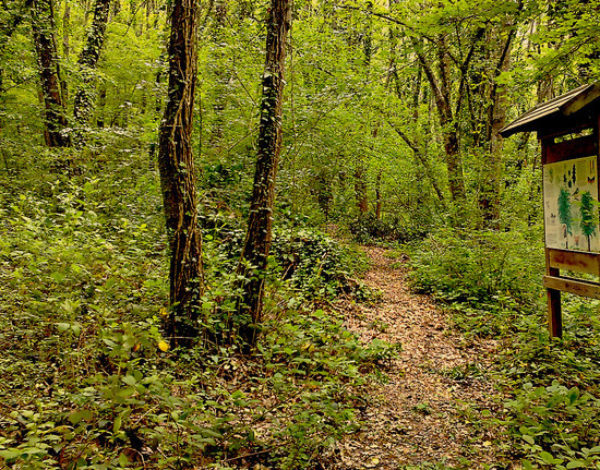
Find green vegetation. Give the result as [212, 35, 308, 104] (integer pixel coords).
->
[408, 230, 600, 469]
[0, 150, 394, 468]
[3, 0, 600, 468]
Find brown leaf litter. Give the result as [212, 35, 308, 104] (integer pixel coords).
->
[322, 245, 511, 470]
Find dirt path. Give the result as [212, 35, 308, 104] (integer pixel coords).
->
[329, 246, 504, 469]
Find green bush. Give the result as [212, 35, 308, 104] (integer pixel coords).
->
[407, 227, 544, 337]
[349, 213, 430, 243]
[408, 227, 544, 304]
[201, 209, 370, 302]
[406, 226, 600, 469]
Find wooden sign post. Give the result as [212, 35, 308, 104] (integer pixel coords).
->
[501, 84, 600, 338]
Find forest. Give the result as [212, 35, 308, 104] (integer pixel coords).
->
[2, 0, 600, 468]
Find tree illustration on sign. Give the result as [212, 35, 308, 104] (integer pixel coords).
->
[580, 190, 596, 252]
[558, 188, 572, 249]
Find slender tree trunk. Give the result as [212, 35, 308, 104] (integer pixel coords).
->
[435, 36, 465, 204]
[209, 0, 230, 146]
[84, 0, 92, 24]
[478, 3, 522, 228]
[354, 165, 369, 215]
[382, 117, 446, 209]
[413, 38, 465, 204]
[157, 0, 203, 346]
[73, 0, 111, 137]
[1, 0, 29, 94]
[480, 77, 507, 228]
[412, 63, 421, 120]
[111, 0, 121, 19]
[61, 1, 70, 102]
[155, 51, 166, 114]
[236, 0, 291, 347]
[1, 0, 30, 137]
[375, 168, 382, 219]
[145, 0, 152, 34]
[443, 128, 465, 203]
[31, 0, 71, 147]
[96, 84, 107, 127]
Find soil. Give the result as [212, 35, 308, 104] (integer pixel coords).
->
[326, 245, 507, 470]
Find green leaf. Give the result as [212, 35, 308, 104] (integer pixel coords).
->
[118, 452, 129, 466]
[522, 435, 535, 445]
[122, 375, 137, 386]
[68, 411, 87, 425]
[116, 387, 136, 399]
[0, 449, 22, 460]
[113, 416, 122, 433]
[539, 451, 560, 465]
[200, 428, 223, 439]
[71, 323, 81, 336]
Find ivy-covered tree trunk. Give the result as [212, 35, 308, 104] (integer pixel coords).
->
[73, 0, 111, 136]
[31, 0, 71, 147]
[157, 0, 203, 346]
[236, 0, 291, 347]
[61, 1, 70, 102]
[443, 127, 465, 203]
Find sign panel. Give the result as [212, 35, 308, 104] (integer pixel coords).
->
[543, 155, 600, 252]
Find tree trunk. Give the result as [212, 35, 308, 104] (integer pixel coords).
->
[478, 4, 522, 228]
[31, 0, 71, 147]
[354, 165, 369, 215]
[61, 1, 70, 102]
[145, 0, 153, 35]
[1, 0, 30, 107]
[384, 117, 446, 209]
[443, 128, 465, 203]
[482, 102, 505, 227]
[209, 0, 230, 146]
[96, 84, 107, 127]
[479, 76, 507, 228]
[157, 0, 203, 346]
[236, 0, 291, 347]
[413, 37, 465, 204]
[111, 0, 121, 19]
[375, 168, 382, 219]
[73, 0, 111, 137]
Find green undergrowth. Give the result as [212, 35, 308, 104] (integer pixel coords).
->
[406, 227, 600, 469]
[348, 213, 431, 244]
[0, 149, 395, 469]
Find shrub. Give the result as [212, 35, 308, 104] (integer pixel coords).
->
[349, 214, 430, 243]
[407, 227, 544, 336]
[406, 226, 600, 469]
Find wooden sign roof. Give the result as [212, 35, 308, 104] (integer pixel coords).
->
[501, 83, 600, 137]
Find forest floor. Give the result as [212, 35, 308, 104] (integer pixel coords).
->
[326, 245, 507, 470]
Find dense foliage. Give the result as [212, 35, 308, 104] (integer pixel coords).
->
[3, 0, 600, 468]
[408, 230, 600, 469]
[0, 149, 393, 468]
